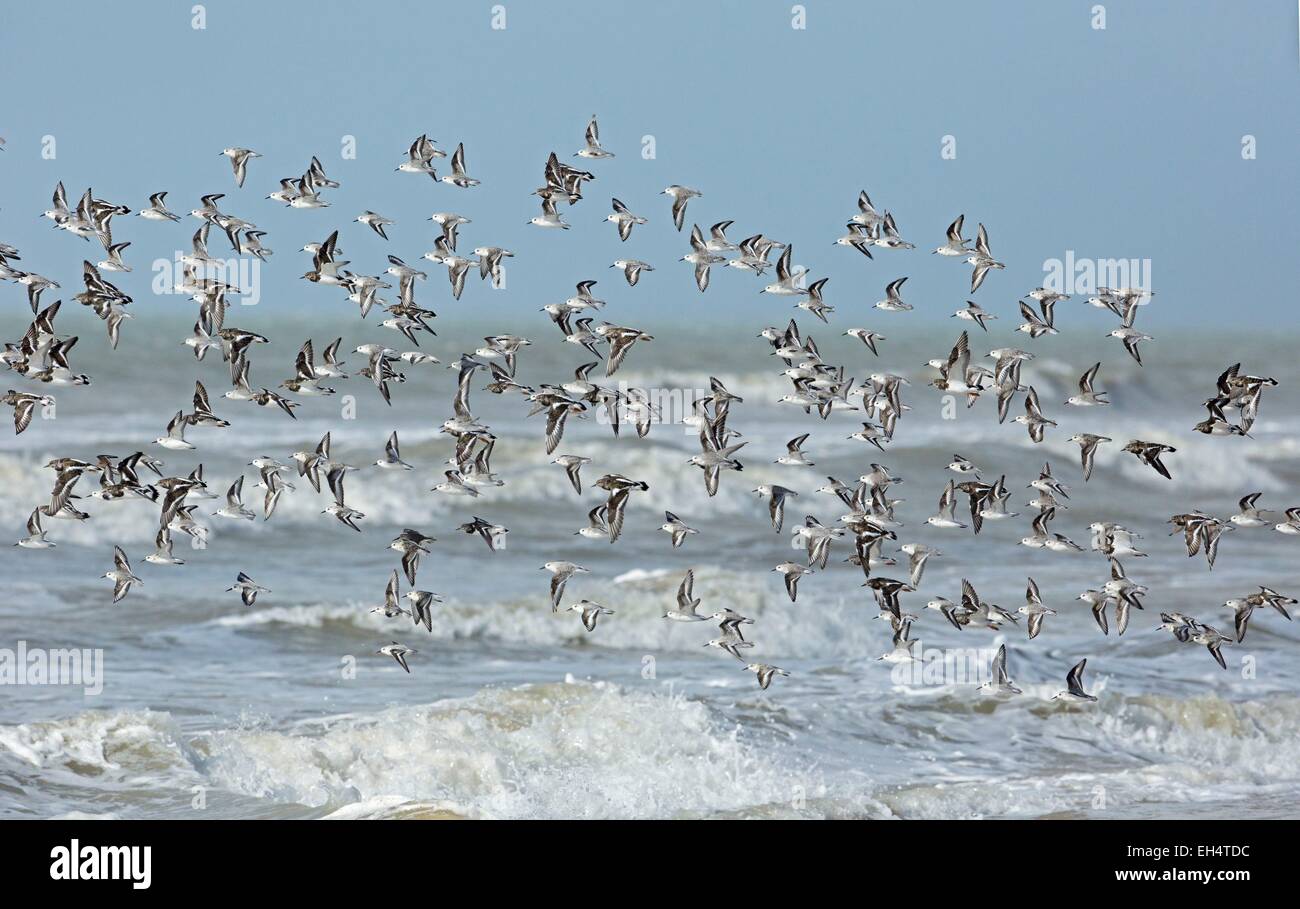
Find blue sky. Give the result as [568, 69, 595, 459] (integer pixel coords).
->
[2, 0, 1298, 329]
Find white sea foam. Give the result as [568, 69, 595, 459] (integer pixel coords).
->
[0, 681, 835, 818]
[5, 687, 1300, 819]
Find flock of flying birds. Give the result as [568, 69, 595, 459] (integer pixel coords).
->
[2, 114, 1295, 696]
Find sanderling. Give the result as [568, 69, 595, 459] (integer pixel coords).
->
[220, 147, 261, 187]
[144, 527, 185, 566]
[397, 134, 443, 178]
[964, 223, 1004, 292]
[137, 191, 180, 221]
[772, 561, 813, 602]
[356, 211, 394, 240]
[1078, 589, 1112, 635]
[664, 569, 707, 621]
[833, 222, 876, 258]
[1102, 559, 1147, 635]
[926, 479, 967, 530]
[1029, 462, 1070, 501]
[213, 476, 255, 521]
[611, 258, 653, 287]
[1089, 522, 1147, 559]
[431, 469, 480, 497]
[459, 516, 508, 551]
[873, 277, 912, 312]
[187, 381, 229, 429]
[1052, 658, 1098, 702]
[661, 185, 701, 231]
[929, 332, 984, 401]
[1187, 622, 1234, 670]
[2, 390, 55, 435]
[528, 197, 570, 229]
[97, 241, 131, 273]
[870, 212, 914, 250]
[153, 411, 195, 451]
[1013, 387, 1056, 443]
[390, 528, 435, 585]
[377, 641, 417, 673]
[1275, 507, 1300, 536]
[703, 220, 738, 253]
[847, 421, 888, 450]
[899, 543, 939, 587]
[743, 662, 790, 690]
[752, 484, 798, 533]
[375, 431, 412, 470]
[877, 625, 918, 663]
[575, 504, 609, 540]
[1123, 440, 1176, 480]
[959, 579, 1019, 629]
[369, 571, 411, 620]
[103, 545, 142, 603]
[683, 224, 726, 292]
[14, 508, 54, 549]
[704, 629, 753, 661]
[440, 143, 479, 188]
[760, 246, 809, 297]
[1066, 362, 1109, 407]
[1068, 433, 1112, 482]
[977, 643, 1022, 696]
[226, 572, 269, 608]
[952, 300, 996, 331]
[844, 327, 885, 356]
[1018, 577, 1057, 640]
[543, 561, 589, 612]
[549, 454, 590, 494]
[566, 599, 613, 632]
[850, 190, 884, 228]
[660, 511, 698, 548]
[1229, 492, 1275, 528]
[947, 454, 979, 476]
[796, 277, 833, 322]
[1108, 325, 1152, 365]
[606, 197, 647, 241]
[404, 589, 442, 632]
[1228, 586, 1297, 640]
[576, 115, 614, 159]
[933, 214, 971, 257]
[1016, 299, 1058, 338]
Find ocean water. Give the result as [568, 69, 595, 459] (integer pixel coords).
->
[1, 307, 1299, 820]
